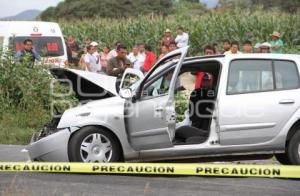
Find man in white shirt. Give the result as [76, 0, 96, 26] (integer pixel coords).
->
[90, 41, 103, 73]
[84, 45, 101, 73]
[138, 43, 146, 71]
[90, 41, 100, 56]
[138, 43, 146, 58]
[127, 45, 144, 70]
[175, 26, 189, 48]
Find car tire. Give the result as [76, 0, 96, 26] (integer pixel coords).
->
[287, 130, 300, 165]
[68, 126, 122, 162]
[274, 153, 291, 165]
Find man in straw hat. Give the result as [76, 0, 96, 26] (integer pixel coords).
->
[270, 31, 283, 54]
[160, 28, 175, 48]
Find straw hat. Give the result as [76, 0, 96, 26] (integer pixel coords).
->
[270, 31, 280, 38]
[165, 29, 171, 33]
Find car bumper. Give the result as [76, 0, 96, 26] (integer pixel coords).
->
[25, 128, 71, 162]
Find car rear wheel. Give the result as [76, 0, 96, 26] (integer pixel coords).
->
[287, 130, 300, 165]
[275, 153, 291, 165]
[68, 126, 122, 162]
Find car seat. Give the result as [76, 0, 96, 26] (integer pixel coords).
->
[175, 73, 215, 144]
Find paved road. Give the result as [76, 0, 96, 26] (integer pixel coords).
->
[0, 145, 299, 196]
[0, 145, 28, 162]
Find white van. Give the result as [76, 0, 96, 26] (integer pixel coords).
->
[0, 21, 68, 67]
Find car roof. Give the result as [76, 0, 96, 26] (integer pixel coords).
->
[184, 53, 300, 65]
[149, 53, 300, 78]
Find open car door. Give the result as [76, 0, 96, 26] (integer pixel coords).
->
[125, 46, 189, 151]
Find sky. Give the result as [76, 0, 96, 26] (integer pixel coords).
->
[0, 0, 63, 18]
[0, 0, 219, 18]
[200, 0, 219, 8]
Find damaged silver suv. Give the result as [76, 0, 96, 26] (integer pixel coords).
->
[25, 47, 300, 165]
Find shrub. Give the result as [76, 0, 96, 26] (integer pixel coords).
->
[0, 50, 78, 144]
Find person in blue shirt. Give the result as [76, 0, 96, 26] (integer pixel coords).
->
[15, 39, 41, 65]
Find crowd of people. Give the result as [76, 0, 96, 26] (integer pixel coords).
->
[64, 28, 284, 79]
[66, 26, 190, 77]
[220, 31, 283, 55]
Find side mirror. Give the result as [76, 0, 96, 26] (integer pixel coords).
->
[119, 88, 133, 99]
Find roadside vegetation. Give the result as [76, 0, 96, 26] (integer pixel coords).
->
[0, 50, 77, 144]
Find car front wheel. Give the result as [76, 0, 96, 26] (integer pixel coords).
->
[287, 130, 300, 165]
[68, 126, 122, 162]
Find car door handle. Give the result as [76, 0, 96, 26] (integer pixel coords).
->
[155, 107, 164, 112]
[279, 99, 295, 104]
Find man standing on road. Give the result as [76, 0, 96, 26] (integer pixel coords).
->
[175, 26, 189, 48]
[107, 44, 132, 77]
[15, 39, 41, 66]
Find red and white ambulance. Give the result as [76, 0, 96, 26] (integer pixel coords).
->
[0, 21, 68, 67]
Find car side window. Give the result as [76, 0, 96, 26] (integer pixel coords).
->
[142, 69, 176, 98]
[227, 60, 273, 94]
[274, 60, 299, 90]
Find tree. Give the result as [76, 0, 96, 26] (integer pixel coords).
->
[40, 0, 173, 20]
[40, 7, 56, 21]
[218, 0, 300, 12]
[171, 0, 208, 16]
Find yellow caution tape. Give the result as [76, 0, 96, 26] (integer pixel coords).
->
[0, 162, 300, 178]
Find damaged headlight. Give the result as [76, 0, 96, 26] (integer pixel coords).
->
[31, 116, 63, 142]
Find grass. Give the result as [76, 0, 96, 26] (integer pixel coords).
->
[0, 126, 35, 145]
[0, 107, 50, 145]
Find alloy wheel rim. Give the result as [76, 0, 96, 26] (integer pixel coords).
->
[80, 133, 112, 162]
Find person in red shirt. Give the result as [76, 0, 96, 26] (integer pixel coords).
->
[194, 45, 216, 89]
[142, 45, 156, 73]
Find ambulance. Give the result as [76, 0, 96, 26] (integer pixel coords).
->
[0, 21, 68, 67]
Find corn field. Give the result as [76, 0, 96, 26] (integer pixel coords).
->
[59, 9, 300, 55]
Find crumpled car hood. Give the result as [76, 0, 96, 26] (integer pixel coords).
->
[50, 68, 117, 101]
